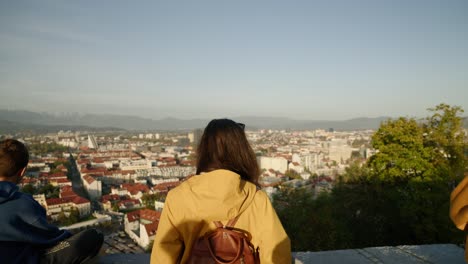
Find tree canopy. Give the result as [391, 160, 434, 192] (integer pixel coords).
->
[367, 104, 466, 183]
[274, 104, 467, 251]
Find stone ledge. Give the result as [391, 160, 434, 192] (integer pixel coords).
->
[98, 244, 465, 263]
[293, 244, 464, 264]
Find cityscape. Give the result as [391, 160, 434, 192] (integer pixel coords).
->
[1, 124, 378, 255]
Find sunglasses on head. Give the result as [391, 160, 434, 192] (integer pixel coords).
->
[237, 123, 245, 130]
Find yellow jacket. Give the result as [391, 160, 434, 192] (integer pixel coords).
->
[151, 169, 291, 263]
[450, 175, 468, 262]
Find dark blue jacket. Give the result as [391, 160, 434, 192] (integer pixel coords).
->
[0, 181, 71, 264]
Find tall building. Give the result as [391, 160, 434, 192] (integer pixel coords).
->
[191, 129, 203, 147]
[88, 135, 98, 149]
[257, 156, 288, 173]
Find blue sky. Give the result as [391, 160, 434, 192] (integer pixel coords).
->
[0, 0, 467, 120]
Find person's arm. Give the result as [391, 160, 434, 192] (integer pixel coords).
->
[257, 191, 291, 263]
[20, 198, 71, 247]
[151, 192, 184, 263]
[450, 176, 468, 230]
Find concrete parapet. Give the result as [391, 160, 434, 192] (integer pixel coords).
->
[99, 244, 465, 264]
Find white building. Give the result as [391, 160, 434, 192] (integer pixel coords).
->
[57, 137, 78, 148]
[88, 135, 98, 149]
[150, 177, 179, 185]
[120, 159, 154, 171]
[288, 162, 304, 174]
[124, 209, 161, 249]
[328, 145, 354, 164]
[33, 194, 47, 209]
[45, 196, 91, 220]
[257, 156, 288, 173]
[154, 201, 165, 211]
[300, 153, 323, 171]
[83, 175, 102, 200]
[188, 132, 194, 143]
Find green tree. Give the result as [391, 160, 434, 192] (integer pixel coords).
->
[273, 104, 467, 251]
[339, 160, 369, 183]
[27, 142, 68, 156]
[38, 184, 60, 198]
[367, 117, 437, 182]
[141, 193, 163, 209]
[274, 187, 352, 251]
[57, 207, 80, 226]
[423, 103, 466, 180]
[21, 184, 36, 195]
[112, 202, 120, 212]
[284, 169, 302, 180]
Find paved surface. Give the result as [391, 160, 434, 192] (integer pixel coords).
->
[98, 244, 465, 263]
[102, 232, 146, 255]
[293, 244, 465, 264]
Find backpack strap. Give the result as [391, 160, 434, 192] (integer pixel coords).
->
[226, 215, 240, 228]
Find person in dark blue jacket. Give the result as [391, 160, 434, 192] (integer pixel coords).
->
[0, 139, 103, 264]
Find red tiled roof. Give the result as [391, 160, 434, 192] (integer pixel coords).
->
[92, 158, 105, 163]
[126, 209, 161, 224]
[50, 172, 66, 177]
[144, 222, 159, 236]
[140, 209, 161, 222]
[157, 157, 176, 162]
[180, 160, 195, 166]
[83, 175, 96, 184]
[126, 210, 140, 222]
[72, 196, 90, 205]
[61, 186, 73, 192]
[77, 159, 90, 165]
[46, 198, 70, 206]
[152, 182, 180, 192]
[30, 159, 46, 163]
[22, 178, 38, 184]
[81, 167, 107, 174]
[119, 199, 141, 209]
[47, 195, 90, 206]
[56, 178, 71, 183]
[121, 183, 150, 195]
[89, 173, 103, 178]
[120, 170, 136, 174]
[60, 191, 77, 198]
[100, 194, 120, 203]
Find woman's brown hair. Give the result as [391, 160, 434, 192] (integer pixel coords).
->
[196, 119, 259, 184]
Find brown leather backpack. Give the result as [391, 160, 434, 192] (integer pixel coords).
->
[187, 215, 259, 264]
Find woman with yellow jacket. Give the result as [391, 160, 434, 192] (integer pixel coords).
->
[151, 119, 291, 263]
[450, 174, 468, 262]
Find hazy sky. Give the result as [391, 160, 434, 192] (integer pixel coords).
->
[1, 0, 467, 120]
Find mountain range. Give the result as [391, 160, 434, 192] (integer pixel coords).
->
[0, 109, 466, 132]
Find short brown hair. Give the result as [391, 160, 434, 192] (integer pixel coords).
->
[0, 139, 29, 177]
[196, 119, 259, 184]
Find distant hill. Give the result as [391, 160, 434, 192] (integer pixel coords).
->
[0, 118, 124, 134]
[4, 109, 465, 132]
